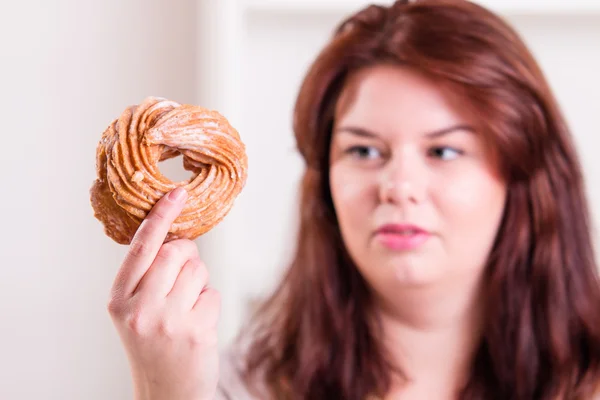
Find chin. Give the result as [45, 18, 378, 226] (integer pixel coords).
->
[361, 253, 442, 288]
[353, 244, 443, 287]
[391, 267, 441, 287]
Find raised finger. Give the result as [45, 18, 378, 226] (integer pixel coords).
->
[113, 187, 188, 297]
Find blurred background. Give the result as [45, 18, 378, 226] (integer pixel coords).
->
[0, 0, 598, 398]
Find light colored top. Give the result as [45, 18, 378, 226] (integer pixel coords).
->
[215, 347, 600, 400]
[215, 348, 381, 400]
[216, 347, 261, 400]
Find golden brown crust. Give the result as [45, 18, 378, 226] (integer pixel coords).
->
[90, 97, 248, 244]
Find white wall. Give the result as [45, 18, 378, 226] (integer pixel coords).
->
[0, 1, 598, 399]
[0, 0, 198, 399]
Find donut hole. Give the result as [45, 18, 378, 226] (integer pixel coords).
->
[158, 152, 197, 184]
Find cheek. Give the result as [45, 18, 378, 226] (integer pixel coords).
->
[329, 166, 375, 227]
[435, 166, 506, 239]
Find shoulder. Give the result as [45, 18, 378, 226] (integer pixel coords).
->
[215, 344, 266, 400]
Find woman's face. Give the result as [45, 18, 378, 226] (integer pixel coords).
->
[329, 65, 507, 293]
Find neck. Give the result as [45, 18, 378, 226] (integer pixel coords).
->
[373, 276, 486, 397]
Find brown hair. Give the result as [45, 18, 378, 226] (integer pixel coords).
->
[238, 1, 600, 399]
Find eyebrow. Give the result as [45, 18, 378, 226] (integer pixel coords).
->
[425, 124, 475, 138]
[334, 124, 475, 139]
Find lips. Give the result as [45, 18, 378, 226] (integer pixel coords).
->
[374, 223, 431, 250]
[376, 223, 428, 235]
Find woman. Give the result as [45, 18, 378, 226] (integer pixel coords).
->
[106, 0, 600, 399]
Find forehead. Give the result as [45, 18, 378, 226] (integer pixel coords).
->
[334, 64, 473, 135]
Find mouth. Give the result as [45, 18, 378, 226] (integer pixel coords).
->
[374, 224, 431, 250]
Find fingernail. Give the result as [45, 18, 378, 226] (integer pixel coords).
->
[168, 187, 187, 202]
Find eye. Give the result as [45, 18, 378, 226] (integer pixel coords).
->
[429, 146, 463, 161]
[346, 145, 382, 160]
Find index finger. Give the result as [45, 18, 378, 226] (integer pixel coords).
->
[113, 187, 188, 297]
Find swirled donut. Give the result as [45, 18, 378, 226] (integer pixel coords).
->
[90, 96, 248, 244]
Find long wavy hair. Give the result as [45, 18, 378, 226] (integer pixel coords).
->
[237, 1, 600, 399]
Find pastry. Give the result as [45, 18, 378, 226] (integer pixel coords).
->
[90, 96, 248, 244]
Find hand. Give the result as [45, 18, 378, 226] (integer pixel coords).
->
[107, 187, 220, 400]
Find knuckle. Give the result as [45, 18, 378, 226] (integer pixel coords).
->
[111, 298, 165, 339]
[188, 260, 209, 289]
[147, 205, 169, 222]
[156, 317, 177, 338]
[106, 297, 124, 316]
[125, 309, 148, 335]
[156, 240, 198, 263]
[187, 241, 200, 259]
[204, 287, 220, 305]
[189, 257, 204, 274]
[175, 239, 200, 259]
[128, 237, 151, 258]
[183, 258, 199, 275]
[155, 242, 180, 261]
[107, 286, 127, 316]
[119, 300, 154, 336]
[192, 258, 208, 279]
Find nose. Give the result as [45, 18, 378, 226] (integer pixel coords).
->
[378, 152, 426, 205]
